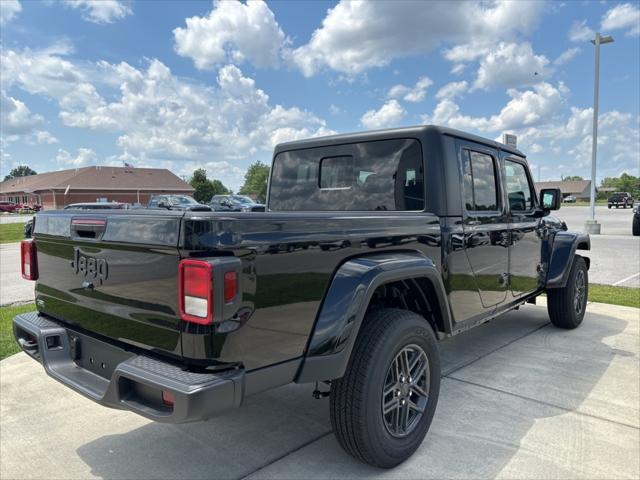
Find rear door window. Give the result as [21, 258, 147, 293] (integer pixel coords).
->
[462, 150, 500, 212]
[269, 138, 424, 211]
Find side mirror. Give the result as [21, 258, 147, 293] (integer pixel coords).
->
[539, 188, 561, 211]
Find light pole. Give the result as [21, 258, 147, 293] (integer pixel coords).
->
[585, 32, 614, 235]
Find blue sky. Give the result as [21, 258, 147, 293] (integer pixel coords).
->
[1, 0, 639, 191]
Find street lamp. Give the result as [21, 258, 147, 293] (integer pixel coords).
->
[585, 33, 614, 235]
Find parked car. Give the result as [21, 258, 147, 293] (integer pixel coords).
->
[0, 201, 20, 213]
[608, 192, 633, 209]
[209, 195, 266, 212]
[563, 195, 577, 203]
[14, 125, 590, 468]
[148, 195, 212, 211]
[633, 207, 640, 236]
[24, 202, 129, 238]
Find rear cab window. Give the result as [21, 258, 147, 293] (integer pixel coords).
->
[269, 138, 425, 211]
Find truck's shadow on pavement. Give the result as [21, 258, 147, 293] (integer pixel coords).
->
[76, 306, 635, 479]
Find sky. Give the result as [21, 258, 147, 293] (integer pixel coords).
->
[1, 0, 639, 191]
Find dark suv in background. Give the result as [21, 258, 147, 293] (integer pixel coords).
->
[608, 192, 634, 208]
[209, 195, 265, 212]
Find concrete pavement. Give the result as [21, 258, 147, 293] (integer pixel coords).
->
[1, 301, 638, 479]
[0, 243, 35, 305]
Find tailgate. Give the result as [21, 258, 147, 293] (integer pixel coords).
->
[33, 211, 184, 358]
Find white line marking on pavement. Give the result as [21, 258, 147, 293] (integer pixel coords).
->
[613, 272, 640, 286]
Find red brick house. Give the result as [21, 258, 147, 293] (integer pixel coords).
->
[0, 166, 194, 209]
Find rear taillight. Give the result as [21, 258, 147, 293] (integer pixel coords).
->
[20, 239, 38, 280]
[178, 260, 213, 325]
[224, 271, 238, 303]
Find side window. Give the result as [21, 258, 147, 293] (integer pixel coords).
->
[149, 197, 158, 207]
[505, 160, 534, 211]
[463, 150, 499, 212]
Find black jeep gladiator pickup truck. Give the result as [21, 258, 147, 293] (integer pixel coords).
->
[14, 125, 590, 468]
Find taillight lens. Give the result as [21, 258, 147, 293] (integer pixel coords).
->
[224, 271, 237, 303]
[178, 260, 213, 325]
[20, 239, 38, 280]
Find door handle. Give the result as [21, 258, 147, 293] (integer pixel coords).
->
[466, 220, 481, 226]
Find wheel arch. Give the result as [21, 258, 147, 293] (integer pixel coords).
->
[546, 231, 590, 289]
[295, 251, 452, 383]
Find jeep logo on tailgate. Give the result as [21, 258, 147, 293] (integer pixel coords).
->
[71, 248, 108, 285]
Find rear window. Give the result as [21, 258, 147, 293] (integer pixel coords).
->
[269, 138, 424, 211]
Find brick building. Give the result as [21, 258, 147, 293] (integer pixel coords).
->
[0, 166, 194, 209]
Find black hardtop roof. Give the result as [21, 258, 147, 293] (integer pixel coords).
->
[273, 124, 525, 158]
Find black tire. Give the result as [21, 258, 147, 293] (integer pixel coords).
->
[608, 204, 611, 209]
[330, 308, 440, 468]
[547, 255, 588, 329]
[632, 216, 640, 236]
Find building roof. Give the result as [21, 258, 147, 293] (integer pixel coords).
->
[535, 180, 593, 195]
[0, 166, 194, 193]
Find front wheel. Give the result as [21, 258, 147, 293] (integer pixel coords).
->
[330, 308, 440, 468]
[547, 255, 588, 329]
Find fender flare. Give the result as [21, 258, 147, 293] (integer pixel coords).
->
[295, 251, 452, 383]
[546, 231, 590, 289]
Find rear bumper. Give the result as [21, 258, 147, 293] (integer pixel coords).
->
[12, 311, 244, 423]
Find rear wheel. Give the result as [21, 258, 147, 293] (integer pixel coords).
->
[632, 215, 640, 236]
[330, 308, 440, 468]
[547, 255, 588, 329]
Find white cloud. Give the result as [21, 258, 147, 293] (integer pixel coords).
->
[63, 0, 132, 24]
[423, 82, 567, 133]
[2, 46, 333, 190]
[329, 104, 342, 115]
[289, 0, 544, 77]
[388, 76, 432, 103]
[601, 3, 640, 37]
[569, 20, 594, 42]
[174, 0, 286, 70]
[0, 0, 21, 25]
[360, 100, 406, 129]
[473, 42, 551, 90]
[1, 45, 103, 111]
[0, 91, 57, 145]
[56, 148, 97, 167]
[554, 47, 581, 66]
[435, 81, 468, 100]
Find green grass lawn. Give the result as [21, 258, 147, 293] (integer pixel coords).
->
[0, 223, 25, 244]
[588, 284, 640, 309]
[0, 303, 35, 360]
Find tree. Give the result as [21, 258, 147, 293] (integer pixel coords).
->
[4, 165, 37, 181]
[189, 168, 230, 203]
[239, 161, 270, 203]
[562, 175, 583, 181]
[599, 172, 640, 200]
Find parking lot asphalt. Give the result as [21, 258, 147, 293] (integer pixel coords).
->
[1, 300, 638, 479]
[0, 214, 32, 224]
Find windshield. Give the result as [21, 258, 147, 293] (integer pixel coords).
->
[230, 195, 254, 204]
[172, 196, 198, 205]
